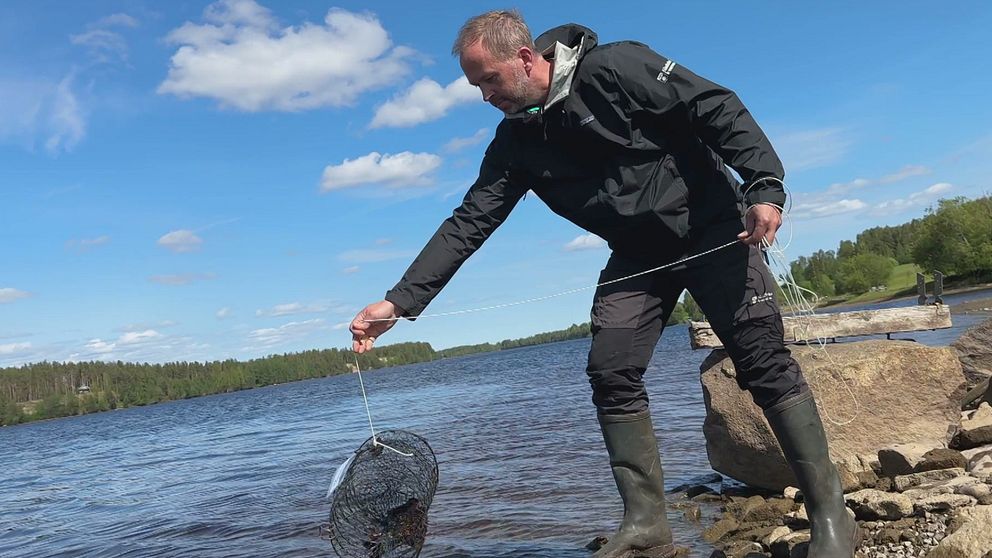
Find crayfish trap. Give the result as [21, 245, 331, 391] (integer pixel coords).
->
[326, 430, 438, 558]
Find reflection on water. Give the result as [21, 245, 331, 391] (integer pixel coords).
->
[1, 292, 988, 557]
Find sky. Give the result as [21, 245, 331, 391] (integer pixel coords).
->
[2, 0, 991, 367]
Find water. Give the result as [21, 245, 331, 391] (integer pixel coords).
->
[2, 293, 989, 558]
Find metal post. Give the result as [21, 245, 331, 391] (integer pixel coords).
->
[917, 272, 927, 305]
[934, 271, 944, 304]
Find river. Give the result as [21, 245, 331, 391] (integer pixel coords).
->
[2, 291, 989, 557]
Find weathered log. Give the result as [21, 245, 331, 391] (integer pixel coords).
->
[688, 304, 952, 349]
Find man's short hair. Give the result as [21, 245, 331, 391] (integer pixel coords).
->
[452, 10, 535, 60]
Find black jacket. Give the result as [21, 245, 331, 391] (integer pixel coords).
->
[385, 24, 785, 317]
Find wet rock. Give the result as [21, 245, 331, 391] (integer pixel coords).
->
[701, 341, 966, 492]
[916, 448, 968, 472]
[846, 489, 914, 520]
[928, 505, 992, 558]
[683, 503, 701, 522]
[669, 473, 722, 493]
[686, 484, 718, 499]
[893, 468, 966, 491]
[704, 517, 740, 544]
[952, 402, 992, 450]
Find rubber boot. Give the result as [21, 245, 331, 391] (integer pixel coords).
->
[592, 410, 676, 558]
[764, 391, 860, 557]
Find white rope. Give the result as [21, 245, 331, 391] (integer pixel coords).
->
[353, 355, 412, 457]
[365, 239, 743, 323]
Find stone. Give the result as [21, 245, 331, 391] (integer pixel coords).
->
[913, 494, 977, 513]
[956, 482, 992, 505]
[741, 498, 795, 523]
[783, 486, 800, 501]
[701, 341, 966, 491]
[926, 505, 992, 558]
[916, 448, 969, 472]
[720, 540, 763, 557]
[769, 530, 810, 558]
[952, 402, 992, 450]
[845, 489, 914, 520]
[950, 318, 992, 387]
[704, 517, 740, 544]
[762, 526, 792, 547]
[880, 443, 940, 477]
[684, 503, 701, 522]
[893, 468, 966, 492]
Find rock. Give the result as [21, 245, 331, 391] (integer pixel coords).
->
[952, 403, 992, 450]
[916, 449, 969, 472]
[704, 517, 740, 544]
[719, 540, 763, 557]
[845, 489, 914, 520]
[762, 526, 792, 547]
[893, 468, 966, 491]
[913, 494, 976, 513]
[768, 530, 810, 558]
[956, 482, 992, 505]
[950, 317, 992, 387]
[878, 528, 901, 545]
[684, 503, 702, 522]
[783, 486, 800, 501]
[701, 341, 966, 491]
[741, 498, 795, 523]
[687, 485, 718, 499]
[670, 472, 723, 493]
[725, 496, 768, 523]
[783, 504, 808, 529]
[880, 442, 939, 477]
[927, 505, 992, 558]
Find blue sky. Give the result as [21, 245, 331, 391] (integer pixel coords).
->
[2, 1, 991, 366]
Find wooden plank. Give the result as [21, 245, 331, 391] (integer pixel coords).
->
[688, 304, 953, 349]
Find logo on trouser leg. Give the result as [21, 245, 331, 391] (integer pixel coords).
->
[749, 292, 774, 305]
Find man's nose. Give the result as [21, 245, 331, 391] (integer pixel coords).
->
[480, 86, 494, 102]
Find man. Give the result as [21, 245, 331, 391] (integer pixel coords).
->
[350, 10, 858, 558]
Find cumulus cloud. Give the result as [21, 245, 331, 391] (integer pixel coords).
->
[74, 328, 198, 362]
[216, 307, 232, 319]
[564, 234, 608, 251]
[320, 151, 441, 191]
[872, 182, 953, 216]
[255, 301, 330, 317]
[149, 273, 216, 285]
[158, 229, 203, 252]
[158, 1, 414, 111]
[0, 288, 31, 304]
[772, 127, 852, 172]
[371, 76, 479, 128]
[247, 318, 327, 348]
[0, 342, 31, 355]
[444, 128, 490, 153]
[790, 198, 867, 220]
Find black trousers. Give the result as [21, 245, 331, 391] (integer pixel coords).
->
[586, 223, 808, 415]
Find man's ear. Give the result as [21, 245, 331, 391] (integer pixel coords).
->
[518, 46, 535, 74]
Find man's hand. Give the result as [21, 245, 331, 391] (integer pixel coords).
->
[349, 300, 404, 354]
[738, 203, 783, 246]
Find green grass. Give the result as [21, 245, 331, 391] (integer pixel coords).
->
[821, 263, 923, 306]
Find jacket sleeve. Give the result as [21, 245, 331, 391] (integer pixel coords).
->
[384, 144, 527, 318]
[607, 43, 786, 208]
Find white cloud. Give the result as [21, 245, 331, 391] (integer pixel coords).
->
[67, 235, 111, 252]
[119, 329, 163, 345]
[0, 288, 31, 304]
[158, 1, 414, 111]
[872, 182, 954, 217]
[444, 128, 490, 153]
[332, 321, 350, 330]
[342, 266, 361, 274]
[255, 301, 329, 317]
[374, 238, 392, 245]
[216, 307, 232, 319]
[96, 13, 140, 28]
[338, 249, 416, 263]
[84, 339, 116, 355]
[826, 164, 931, 195]
[320, 151, 441, 191]
[149, 273, 216, 285]
[0, 342, 31, 355]
[44, 75, 85, 154]
[247, 318, 327, 347]
[790, 198, 867, 220]
[71, 29, 129, 63]
[773, 128, 852, 172]
[371, 76, 479, 128]
[158, 229, 203, 252]
[564, 234, 608, 251]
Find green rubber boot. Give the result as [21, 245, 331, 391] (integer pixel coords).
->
[592, 410, 676, 558]
[765, 391, 860, 557]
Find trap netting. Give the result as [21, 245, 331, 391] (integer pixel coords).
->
[327, 430, 438, 558]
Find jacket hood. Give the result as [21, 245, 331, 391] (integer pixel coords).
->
[534, 24, 598, 54]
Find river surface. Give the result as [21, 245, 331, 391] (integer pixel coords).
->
[2, 291, 989, 558]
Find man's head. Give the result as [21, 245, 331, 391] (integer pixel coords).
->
[452, 10, 551, 115]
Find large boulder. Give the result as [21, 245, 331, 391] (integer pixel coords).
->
[701, 340, 967, 491]
[950, 317, 992, 388]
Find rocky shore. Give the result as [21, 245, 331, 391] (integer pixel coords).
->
[684, 316, 992, 557]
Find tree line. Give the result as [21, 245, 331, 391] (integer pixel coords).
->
[789, 196, 992, 297]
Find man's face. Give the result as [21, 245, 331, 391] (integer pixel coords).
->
[460, 40, 538, 115]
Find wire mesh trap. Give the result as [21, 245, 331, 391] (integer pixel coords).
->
[325, 430, 438, 558]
